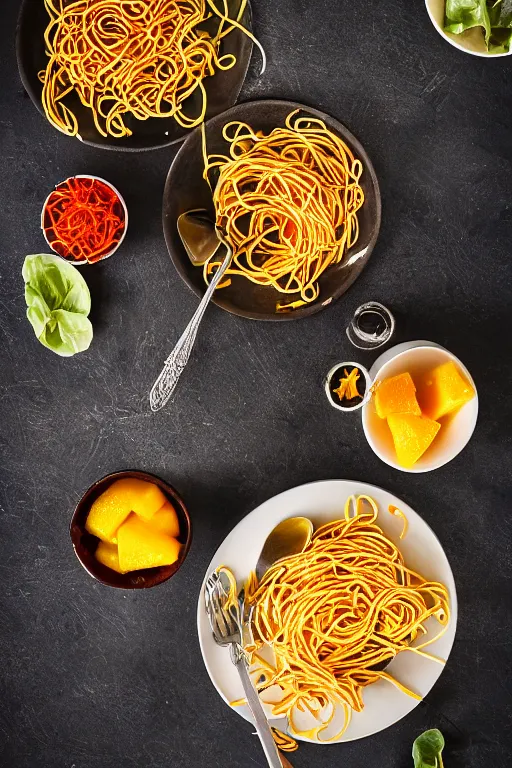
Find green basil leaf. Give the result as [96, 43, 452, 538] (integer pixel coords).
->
[23, 253, 91, 314]
[444, 0, 491, 42]
[25, 284, 52, 338]
[412, 729, 445, 768]
[22, 254, 93, 357]
[39, 310, 93, 357]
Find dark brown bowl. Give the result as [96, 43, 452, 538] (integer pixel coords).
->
[162, 99, 381, 321]
[16, 0, 253, 152]
[70, 470, 192, 589]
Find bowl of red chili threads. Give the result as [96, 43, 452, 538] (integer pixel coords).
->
[41, 175, 128, 265]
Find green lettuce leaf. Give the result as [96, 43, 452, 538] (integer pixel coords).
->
[489, 0, 512, 49]
[22, 254, 93, 357]
[445, 0, 491, 42]
[488, 0, 512, 27]
[444, 0, 512, 51]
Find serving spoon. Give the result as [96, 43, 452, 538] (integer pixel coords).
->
[254, 517, 313, 580]
[177, 209, 221, 265]
[240, 516, 313, 654]
[149, 210, 229, 412]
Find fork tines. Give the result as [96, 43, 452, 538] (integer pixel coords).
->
[205, 570, 240, 645]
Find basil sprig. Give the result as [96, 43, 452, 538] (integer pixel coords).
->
[413, 729, 445, 768]
[22, 254, 93, 357]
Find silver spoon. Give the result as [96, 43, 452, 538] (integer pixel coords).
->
[240, 517, 313, 649]
[149, 211, 228, 412]
[255, 517, 313, 580]
[177, 209, 221, 265]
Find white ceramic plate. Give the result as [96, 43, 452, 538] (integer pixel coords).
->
[197, 480, 457, 743]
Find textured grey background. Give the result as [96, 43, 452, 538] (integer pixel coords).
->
[1, 1, 512, 767]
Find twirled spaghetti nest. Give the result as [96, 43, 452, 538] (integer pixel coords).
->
[203, 111, 365, 311]
[40, 0, 253, 138]
[244, 495, 450, 741]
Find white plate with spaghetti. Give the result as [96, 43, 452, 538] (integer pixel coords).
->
[197, 480, 457, 743]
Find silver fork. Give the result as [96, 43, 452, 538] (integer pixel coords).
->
[204, 572, 290, 768]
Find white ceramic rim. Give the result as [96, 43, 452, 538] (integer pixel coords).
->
[197, 479, 458, 744]
[41, 174, 128, 266]
[424, 0, 512, 57]
[324, 362, 371, 412]
[361, 340, 479, 474]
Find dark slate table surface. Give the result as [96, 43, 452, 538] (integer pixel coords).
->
[1, 1, 511, 767]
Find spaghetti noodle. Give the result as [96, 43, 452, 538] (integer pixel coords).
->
[243, 495, 450, 741]
[202, 111, 365, 311]
[39, 0, 262, 139]
[271, 728, 298, 753]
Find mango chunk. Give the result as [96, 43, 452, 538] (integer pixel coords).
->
[118, 514, 181, 572]
[375, 373, 421, 419]
[85, 478, 167, 543]
[86, 485, 132, 543]
[113, 478, 167, 521]
[95, 541, 124, 574]
[419, 360, 475, 421]
[387, 413, 441, 468]
[149, 501, 180, 538]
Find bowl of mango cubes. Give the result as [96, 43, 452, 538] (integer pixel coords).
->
[70, 470, 192, 588]
[362, 341, 478, 472]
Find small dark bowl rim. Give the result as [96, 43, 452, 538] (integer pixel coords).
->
[15, 0, 253, 153]
[163, 98, 382, 321]
[70, 469, 192, 589]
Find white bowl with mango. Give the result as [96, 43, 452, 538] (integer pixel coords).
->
[362, 341, 478, 473]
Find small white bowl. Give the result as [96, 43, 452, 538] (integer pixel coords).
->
[325, 362, 372, 412]
[41, 175, 128, 266]
[362, 340, 478, 473]
[425, 0, 512, 57]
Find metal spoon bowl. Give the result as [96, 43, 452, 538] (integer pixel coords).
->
[255, 517, 313, 581]
[241, 516, 313, 650]
[177, 209, 221, 266]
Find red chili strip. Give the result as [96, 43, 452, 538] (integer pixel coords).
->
[43, 177, 125, 263]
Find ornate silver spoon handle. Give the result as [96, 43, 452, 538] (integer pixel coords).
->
[149, 246, 232, 412]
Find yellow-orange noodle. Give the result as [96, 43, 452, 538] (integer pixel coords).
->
[39, 0, 258, 138]
[202, 111, 365, 311]
[243, 495, 450, 741]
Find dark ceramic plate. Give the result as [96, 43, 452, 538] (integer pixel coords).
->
[163, 99, 381, 321]
[16, 0, 253, 151]
[70, 470, 192, 589]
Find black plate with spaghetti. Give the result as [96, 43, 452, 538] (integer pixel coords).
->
[16, 0, 253, 152]
[162, 100, 381, 321]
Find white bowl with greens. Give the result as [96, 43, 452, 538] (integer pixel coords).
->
[425, 0, 512, 56]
